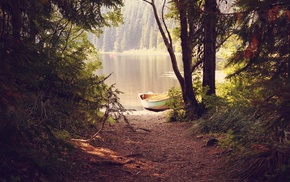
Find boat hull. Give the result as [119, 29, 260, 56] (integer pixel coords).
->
[138, 93, 170, 111]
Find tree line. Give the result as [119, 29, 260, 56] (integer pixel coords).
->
[91, 0, 174, 52]
[91, 0, 232, 52]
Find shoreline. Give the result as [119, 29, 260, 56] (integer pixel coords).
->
[99, 50, 182, 56]
[124, 109, 170, 116]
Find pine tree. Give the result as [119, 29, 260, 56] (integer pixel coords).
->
[229, 0, 290, 139]
[0, 0, 123, 179]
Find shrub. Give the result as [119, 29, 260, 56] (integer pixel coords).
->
[166, 87, 186, 122]
[192, 104, 290, 181]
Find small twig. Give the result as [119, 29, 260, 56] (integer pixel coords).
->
[125, 153, 144, 158]
[87, 104, 110, 142]
[122, 114, 135, 132]
[138, 128, 151, 132]
[88, 118, 107, 141]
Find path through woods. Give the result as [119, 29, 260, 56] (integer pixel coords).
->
[70, 111, 235, 182]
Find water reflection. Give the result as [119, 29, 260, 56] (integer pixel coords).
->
[96, 53, 180, 110]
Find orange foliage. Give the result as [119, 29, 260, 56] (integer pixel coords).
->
[251, 144, 270, 153]
[243, 48, 253, 59]
[251, 36, 259, 50]
[285, 10, 290, 21]
[236, 12, 242, 23]
[267, 5, 280, 22]
[243, 35, 259, 59]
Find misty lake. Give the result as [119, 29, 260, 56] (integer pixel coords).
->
[97, 53, 181, 110]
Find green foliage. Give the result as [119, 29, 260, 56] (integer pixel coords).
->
[192, 108, 253, 136]
[191, 69, 226, 111]
[191, 105, 290, 181]
[192, 69, 290, 181]
[218, 76, 258, 111]
[166, 87, 186, 122]
[255, 80, 290, 139]
[193, 78, 290, 181]
[192, 71, 203, 102]
[233, 145, 290, 182]
[220, 1, 290, 180]
[218, 129, 236, 149]
[166, 71, 227, 122]
[194, 73, 290, 181]
[0, 0, 123, 180]
[202, 93, 227, 110]
[54, 130, 71, 141]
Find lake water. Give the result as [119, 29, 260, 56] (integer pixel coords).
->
[97, 53, 226, 110]
[97, 53, 180, 110]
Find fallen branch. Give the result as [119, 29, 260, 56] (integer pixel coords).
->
[72, 109, 135, 142]
[71, 100, 110, 143]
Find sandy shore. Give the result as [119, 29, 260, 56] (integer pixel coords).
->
[124, 109, 169, 115]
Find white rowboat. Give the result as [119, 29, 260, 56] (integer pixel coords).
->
[138, 92, 170, 111]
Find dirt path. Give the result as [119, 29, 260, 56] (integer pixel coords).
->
[71, 110, 232, 182]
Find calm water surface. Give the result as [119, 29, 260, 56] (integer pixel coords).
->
[97, 53, 180, 110]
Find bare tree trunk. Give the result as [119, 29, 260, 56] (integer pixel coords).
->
[203, 0, 217, 96]
[201, 0, 218, 113]
[288, 29, 290, 81]
[144, 0, 184, 92]
[11, 0, 21, 47]
[144, 0, 200, 119]
[178, 3, 200, 119]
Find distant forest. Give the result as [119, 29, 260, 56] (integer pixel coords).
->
[90, 0, 173, 52]
[90, 0, 234, 52]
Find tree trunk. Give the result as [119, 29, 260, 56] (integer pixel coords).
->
[203, 0, 217, 95]
[11, 0, 21, 47]
[145, 0, 200, 119]
[147, 0, 184, 91]
[201, 0, 218, 112]
[179, 5, 200, 119]
[288, 28, 290, 81]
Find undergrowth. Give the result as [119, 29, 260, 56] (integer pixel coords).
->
[166, 87, 186, 122]
[192, 106, 290, 181]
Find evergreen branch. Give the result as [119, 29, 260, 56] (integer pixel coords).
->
[216, 31, 234, 49]
[61, 24, 73, 55]
[97, 72, 113, 84]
